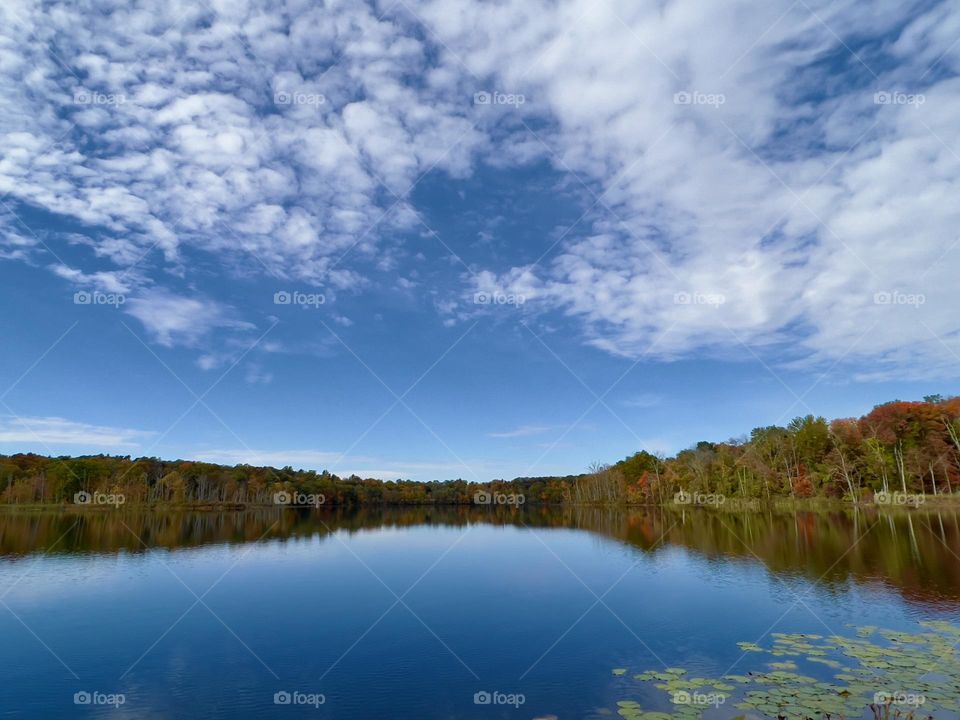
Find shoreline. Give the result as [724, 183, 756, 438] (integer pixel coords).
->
[2, 495, 959, 513]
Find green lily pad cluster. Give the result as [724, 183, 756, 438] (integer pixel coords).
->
[610, 619, 960, 718]
[611, 667, 731, 719]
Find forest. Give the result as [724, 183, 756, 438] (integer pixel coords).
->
[598, 394, 960, 505]
[0, 452, 577, 506]
[1, 395, 958, 507]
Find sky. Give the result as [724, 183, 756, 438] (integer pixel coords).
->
[0, 0, 958, 482]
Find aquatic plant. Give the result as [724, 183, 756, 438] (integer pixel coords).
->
[612, 619, 960, 719]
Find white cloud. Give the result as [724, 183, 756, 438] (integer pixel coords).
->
[124, 290, 253, 347]
[621, 394, 663, 409]
[191, 448, 516, 481]
[0, 415, 154, 447]
[49, 263, 132, 294]
[0, 217, 37, 261]
[1, 0, 958, 381]
[487, 424, 551, 438]
[0, 0, 484, 324]
[415, 0, 960, 378]
[244, 363, 273, 385]
[193, 449, 345, 468]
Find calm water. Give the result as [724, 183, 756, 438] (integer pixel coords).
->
[1, 506, 959, 719]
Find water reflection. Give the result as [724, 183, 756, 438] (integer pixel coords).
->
[2, 505, 959, 606]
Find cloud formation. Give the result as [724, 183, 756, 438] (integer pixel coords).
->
[191, 447, 517, 482]
[1, 0, 958, 380]
[0, 415, 153, 447]
[443, 0, 960, 378]
[124, 289, 253, 347]
[0, 0, 484, 342]
[488, 424, 551, 438]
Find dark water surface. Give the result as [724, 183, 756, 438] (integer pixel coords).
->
[1, 506, 959, 719]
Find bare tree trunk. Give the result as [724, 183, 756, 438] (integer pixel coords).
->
[894, 442, 908, 494]
[783, 457, 795, 499]
[654, 461, 662, 505]
[944, 417, 960, 458]
[831, 432, 857, 504]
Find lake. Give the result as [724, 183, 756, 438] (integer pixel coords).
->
[1, 506, 959, 719]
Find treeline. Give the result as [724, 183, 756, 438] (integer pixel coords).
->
[598, 395, 960, 504]
[0, 453, 578, 506]
[2, 395, 959, 507]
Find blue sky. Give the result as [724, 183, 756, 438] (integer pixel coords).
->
[0, 0, 958, 481]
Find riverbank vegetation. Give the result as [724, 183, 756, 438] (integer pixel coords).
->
[2, 395, 958, 507]
[0, 453, 578, 506]
[605, 395, 960, 505]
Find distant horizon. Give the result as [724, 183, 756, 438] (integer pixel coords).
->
[2, 391, 953, 484]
